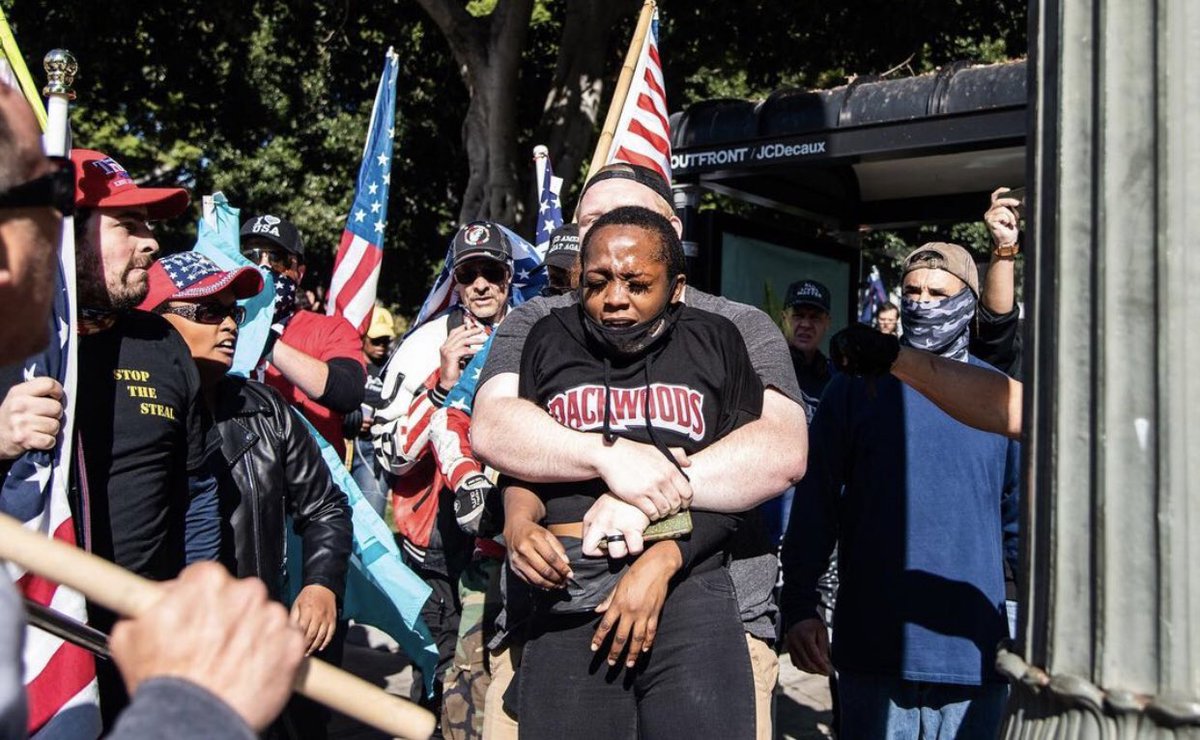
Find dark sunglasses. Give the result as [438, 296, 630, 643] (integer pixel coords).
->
[367, 335, 391, 346]
[454, 261, 508, 285]
[159, 302, 246, 325]
[242, 247, 299, 271]
[0, 157, 75, 216]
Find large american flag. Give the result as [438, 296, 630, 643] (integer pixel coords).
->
[326, 49, 400, 335]
[0, 31, 100, 738]
[533, 145, 564, 254]
[607, 7, 672, 184]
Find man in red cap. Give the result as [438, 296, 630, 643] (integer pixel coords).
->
[67, 148, 221, 725]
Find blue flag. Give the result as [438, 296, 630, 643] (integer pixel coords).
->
[285, 415, 438, 693]
[194, 193, 276, 377]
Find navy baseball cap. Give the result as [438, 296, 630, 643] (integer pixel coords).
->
[784, 280, 831, 313]
[240, 214, 305, 258]
[540, 223, 581, 270]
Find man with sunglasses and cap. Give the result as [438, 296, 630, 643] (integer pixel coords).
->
[371, 220, 514, 734]
[239, 214, 366, 459]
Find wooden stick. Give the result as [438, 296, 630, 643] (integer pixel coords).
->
[582, 0, 657, 186]
[0, 513, 434, 740]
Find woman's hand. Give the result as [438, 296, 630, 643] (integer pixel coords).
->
[505, 518, 573, 590]
[592, 543, 683, 668]
[290, 583, 337, 655]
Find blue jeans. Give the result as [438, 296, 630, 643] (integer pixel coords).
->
[349, 437, 389, 518]
[837, 672, 1008, 740]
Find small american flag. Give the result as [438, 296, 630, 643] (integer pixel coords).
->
[607, 6, 672, 184]
[326, 49, 400, 335]
[533, 145, 564, 254]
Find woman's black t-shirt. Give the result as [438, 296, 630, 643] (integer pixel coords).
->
[517, 302, 763, 585]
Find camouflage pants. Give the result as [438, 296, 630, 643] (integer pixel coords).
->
[441, 557, 503, 740]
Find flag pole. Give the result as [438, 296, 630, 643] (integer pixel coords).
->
[0, 512, 437, 740]
[583, 0, 656, 186]
[0, 8, 47, 128]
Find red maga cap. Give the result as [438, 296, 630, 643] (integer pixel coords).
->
[71, 148, 190, 220]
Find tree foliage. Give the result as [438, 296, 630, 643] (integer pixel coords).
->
[2, 0, 1025, 317]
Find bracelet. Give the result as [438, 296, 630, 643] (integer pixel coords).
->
[993, 242, 1020, 258]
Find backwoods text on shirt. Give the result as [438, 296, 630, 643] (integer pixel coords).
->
[546, 383, 707, 441]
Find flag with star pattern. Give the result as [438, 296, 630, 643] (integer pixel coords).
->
[326, 48, 399, 335]
[533, 146, 564, 256]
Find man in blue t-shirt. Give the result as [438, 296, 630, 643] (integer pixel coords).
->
[781, 241, 1021, 740]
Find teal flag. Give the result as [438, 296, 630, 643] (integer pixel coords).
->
[285, 414, 438, 693]
[194, 192, 275, 377]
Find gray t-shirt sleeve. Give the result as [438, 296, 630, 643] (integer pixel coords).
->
[0, 576, 25, 740]
[108, 677, 256, 740]
[478, 293, 575, 388]
[687, 289, 803, 404]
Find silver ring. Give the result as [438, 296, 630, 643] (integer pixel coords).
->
[604, 534, 627, 544]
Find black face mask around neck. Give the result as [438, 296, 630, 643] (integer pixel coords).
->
[580, 295, 682, 360]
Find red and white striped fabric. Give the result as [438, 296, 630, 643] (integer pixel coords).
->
[15, 503, 100, 738]
[607, 7, 672, 184]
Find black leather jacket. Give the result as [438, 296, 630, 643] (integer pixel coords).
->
[209, 377, 352, 602]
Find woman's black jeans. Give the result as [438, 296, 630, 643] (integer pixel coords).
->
[517, 566, 755, 739]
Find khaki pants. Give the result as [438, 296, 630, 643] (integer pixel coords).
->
[481, 644, 520, 740]
[482, 635, 774, 739]
[746, 634, 779, 740]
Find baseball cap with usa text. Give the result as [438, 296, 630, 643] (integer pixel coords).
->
[71, 148, 190, 220]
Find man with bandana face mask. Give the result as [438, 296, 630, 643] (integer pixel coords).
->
[780, 242, 1021, 740]
[240, 214, 366, 460]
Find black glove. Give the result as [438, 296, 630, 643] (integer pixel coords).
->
[830, 323, 900, 376]
[342, 407, 364, 439]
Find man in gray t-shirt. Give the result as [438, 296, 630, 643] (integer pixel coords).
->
[472, 163, 808, 740]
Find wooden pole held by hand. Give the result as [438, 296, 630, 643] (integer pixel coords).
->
[0, 513, 435, 740]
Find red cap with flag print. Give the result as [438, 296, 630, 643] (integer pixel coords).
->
[71, 148, 190, 220]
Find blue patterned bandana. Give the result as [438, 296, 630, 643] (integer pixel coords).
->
[900, 288, 976, 361]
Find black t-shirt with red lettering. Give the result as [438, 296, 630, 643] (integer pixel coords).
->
[75, 311, 210, 582]
[518, 302, 763, 576]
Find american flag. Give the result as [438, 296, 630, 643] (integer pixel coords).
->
[0, 167, 99, 739]
[326, 49, 400, 335]
[606, 6, 672, 184]
[533, 145, 564, 254]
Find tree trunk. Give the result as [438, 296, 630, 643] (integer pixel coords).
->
[538, 0, 642, 208]
[414, 0, 533, 227]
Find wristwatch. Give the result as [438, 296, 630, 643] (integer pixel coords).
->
[993, 241, 1020, 258]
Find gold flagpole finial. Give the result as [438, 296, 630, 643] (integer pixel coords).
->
[43, 49, 77, 99]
